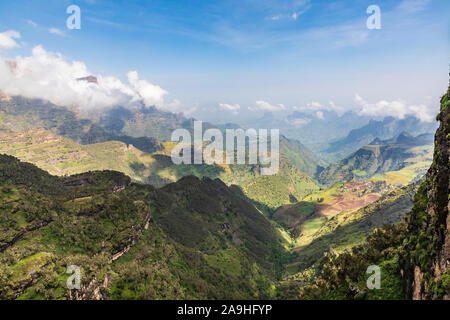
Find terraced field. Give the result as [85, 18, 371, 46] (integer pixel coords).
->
[284, 182, 418, 275]
[0, 128, 319, 214]
[274, 180, 392, 240]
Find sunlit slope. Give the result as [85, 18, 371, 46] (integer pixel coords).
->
[284, 182, 418, 274]
[318, 133, 433, 187]
[0, 154, 286, 299]
[0, 128, 319, 213]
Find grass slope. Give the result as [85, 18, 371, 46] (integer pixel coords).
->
[318, 133, 433, 187]
[0, 154, 286, 299]
[0, 128, 319, 214]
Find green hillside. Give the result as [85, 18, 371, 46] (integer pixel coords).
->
[279, 135, 326, 178]
[0, 154, 286, 299]
[0, 127, 319, 214]
[325, 117, 437, 162]
[1, 89, 447, 301]
[0, 96, 162, 154]
[285, 182, 418, 275]
[0, 96, 322, 213]
[318, 132, 433, 186]
[273, 179, 396, 242]
[279, 87, 449, 300]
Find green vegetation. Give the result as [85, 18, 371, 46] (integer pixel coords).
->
[0, 154, 286, 299]
[284, 183, 417, 274]
[287, 224, 407, 300]
[0, 86, 448, 300]
[0, 128, 319, 216]
[278, 86, 449, 300]
[0, 96, 162, 153]
[399, 89, 449, 299]
[318, 133, 434, 187]
[0, 96, 323, 215]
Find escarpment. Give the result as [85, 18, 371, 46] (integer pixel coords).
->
[400, 86, 450, 299]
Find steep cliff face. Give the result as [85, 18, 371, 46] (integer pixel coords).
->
[401, 86, 450, 299]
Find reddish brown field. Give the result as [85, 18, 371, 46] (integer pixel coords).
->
[315, 192, 381, 216]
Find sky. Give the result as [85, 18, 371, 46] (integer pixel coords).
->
[0, 0, 448, 124]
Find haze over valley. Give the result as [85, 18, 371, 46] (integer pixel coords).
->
[0, 0, 448, 301]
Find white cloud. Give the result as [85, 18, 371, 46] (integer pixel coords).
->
[0, 45, 184, 113]
[249, 100, 286, 112]
[0, 30, 21, 49]
[268, 0, 311, 21]
[328, 101, 347, 116]
[49, 28, 65, 36]
[163, 99, 196, 115]
[270, 4, 310, 22]
[396, 0, 431, 14]
[288, 117, 311, 127]
[290, 96, 435, 122]
[316, 110, 324, 120]
[354, 94, 434, 122]
[292, 101, 323, 111]
[219, 103, 240, 114]
[27, 20, 38, 28]
[127, 70, 167, 107]
[292, 101, 348, 116]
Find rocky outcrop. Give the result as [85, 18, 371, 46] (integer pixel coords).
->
[401, 86, 449, 299]
[69, 272, 115, 300]
[76, 75, 98, 84]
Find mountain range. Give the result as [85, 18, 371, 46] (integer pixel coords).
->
[318, 132, 434, 186]
[325, 116, 437, 162]
[236, 109, 437, 163]
[0, 86, 448, 300]
[0, 96, 323, 215]
[0, 154, 286, 299]
[289, 89, 449, 300]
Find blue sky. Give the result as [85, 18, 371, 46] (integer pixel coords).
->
[0, 0, 448, 123]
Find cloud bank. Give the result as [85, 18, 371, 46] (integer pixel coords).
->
[249, 100, 286, 112]
[0, 32, 187, 114]
[287, 117, 311, 127]
[354, 94, 434, 122]
[0, 30, 21, 49]
[0, 28, 436, 122]
[219, 103, 240, 114]
[48, 28, 65, 36]
[287, 96, 434, 122]
[293, 101, 348, 116]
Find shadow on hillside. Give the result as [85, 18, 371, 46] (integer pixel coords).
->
[289, 188, 415, 273]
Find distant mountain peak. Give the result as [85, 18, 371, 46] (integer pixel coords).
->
[76, 75, 98, 84]
[395, 131, 414, 144]
[382, 116, 396, 124]
[369, 137, 383, 145]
